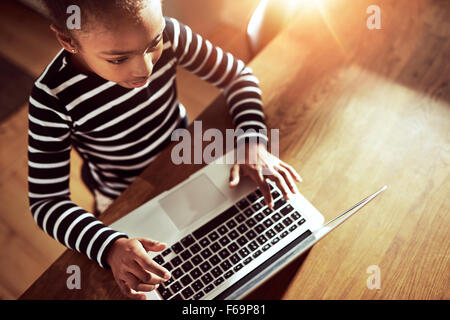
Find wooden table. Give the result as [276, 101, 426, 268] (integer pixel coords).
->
[20, 0, 449, 299]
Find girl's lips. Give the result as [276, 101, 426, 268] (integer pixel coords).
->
[128, 79, 149, 88]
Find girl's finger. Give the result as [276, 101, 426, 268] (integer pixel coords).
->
[253, 166, 272, 208]
[127, 260, 166, 285]
[138, 238, 166, 252]
[276, 165, 299, 195]
[267, 167, 291, 200]
[134, 249, 171, 280]
[121, 274, 146, 300]
[229, 164, 240, 187]
[280, 161, 302, 183]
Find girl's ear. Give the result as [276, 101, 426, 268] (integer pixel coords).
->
[50, 24, 78, 53]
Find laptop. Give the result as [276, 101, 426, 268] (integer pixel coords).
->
[109, 150, 386, 300]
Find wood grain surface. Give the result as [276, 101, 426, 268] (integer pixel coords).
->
[20, 0, 449, 299]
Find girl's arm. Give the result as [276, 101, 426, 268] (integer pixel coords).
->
[27, 84, 129, 269]
[165, 17, 268, 144]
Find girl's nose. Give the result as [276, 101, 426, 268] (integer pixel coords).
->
[132, 54, 153, 79]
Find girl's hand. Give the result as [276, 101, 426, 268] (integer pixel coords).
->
[106, 237, 171, 300]
[229, 142, 302, 207]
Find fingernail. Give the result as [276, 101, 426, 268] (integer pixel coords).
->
[164, 272, 171, 279]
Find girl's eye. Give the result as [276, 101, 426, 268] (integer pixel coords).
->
[107, 58, 128, 65]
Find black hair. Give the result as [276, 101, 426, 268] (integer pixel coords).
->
[41, 0, 149, 36]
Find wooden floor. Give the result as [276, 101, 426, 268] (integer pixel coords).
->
[0, 0, 257, 299]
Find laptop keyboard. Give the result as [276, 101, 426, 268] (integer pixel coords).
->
[154, 184, 308, 300]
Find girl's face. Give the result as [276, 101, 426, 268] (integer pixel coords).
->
[69, 0, 165, 89]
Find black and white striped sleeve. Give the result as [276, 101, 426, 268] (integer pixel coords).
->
[165, 17, 268, 144]
[27, 85, 128, 269]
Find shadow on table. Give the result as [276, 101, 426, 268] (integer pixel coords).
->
[242, 249, 311, 300]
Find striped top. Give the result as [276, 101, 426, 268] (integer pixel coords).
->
[28, 17, 268, 268]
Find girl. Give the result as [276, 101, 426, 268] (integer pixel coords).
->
[30, 0, 301, 299]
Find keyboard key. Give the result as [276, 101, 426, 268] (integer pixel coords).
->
[180, 274, 193, 286]
[252, 250, 262, 258]
[162, 248, 172, 256]
[247, 192, 260, 203]
[164, 277, 174, 286]
[237, 236, 248, 247]
[190, 243, 201, 254]
[245, 230, 257, 240]
[218, 248, 230, 259]
[243, 257, 252, 265]
[263, 218, 274, 228]
[246, 218, 256, 228]
[220, 260, 232, 271]
[263, 207, 273, 216]
[171, 243, 183, 254]
[218, 225, 228, 235]
[233, 263, 243, 271]
[211, 266, 223, 278]
[281, 204, 294, 216]
[236, 198, 250, 210]
[204, 284, 214, 293]
[248, 241, 258, 251]
[237, 225, 248, 234]
[272, 213, 282, 222]
[214, 277, 224, 286]
[193, 205, 239, 240]
[227, 242, 239, 253]
[229, 253, 240, 265]
[171, 256, 182, 267]
[219, 235, 230, 246]
[153, 255, 164, 265]
[274, 223, 285, 233]
[201, 273, 213, 285]
[180, 250, 192, 261]
[199, 238, 211, 248]
[200, 261, 212, 272]
[224, 270, 234, 279]
[255, 224, 265, 234]
[181, 261, 194, 273]
[291, 211, 301, 220]
[282, 217, 293, 227]
[226, 220, 237, 229]
[190, 267, 202, 279]
[170, 281, 182, 294]
[243, 208, 254, 217]
[235, 213, 246, 223]
[158, 287, 172, 300]
[257, 235, 268, 245]
[265, 229, 276, 239]
[191, 254, 203, 265]
[271, 190, 280, 198]
[203, 284, 214, 293]
[194, 292, 204, 300]
[271, 237, 280, 245]
[200, 248, 212, 259]
[238, 247, 250, 258]
[181, 235, 195, 248]
[192, 280, 204, 291]
[170, 293, 183, 300]
[298, 218, 306, 225]
[255, 189, 263, 197]
[255, 212, 265, 221]
[252, 203, 262, 211]
[182, 287, 194, 299]
[262, 244, 271, 251]
[162, 262, 173, 272]
[289, 224, 298, 232]
[172, 267, 183, 279]
[208, 231, 219, 241]
[274, 198, 286, 209]
[280, 231, 289, 238]
[210, 242, 221, 253]
[228, 230, 239, 240]
[209, 254, 221, 266]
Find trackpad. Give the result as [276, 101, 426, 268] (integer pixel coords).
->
[159, 174, 227, 230]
